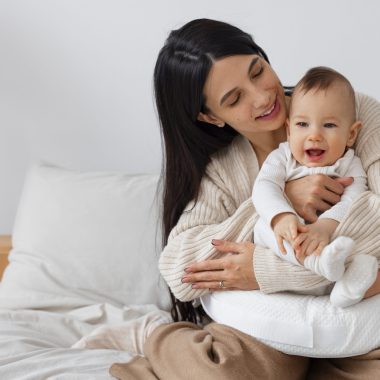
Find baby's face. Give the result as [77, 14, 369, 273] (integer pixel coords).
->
[287, 83, 358, 167]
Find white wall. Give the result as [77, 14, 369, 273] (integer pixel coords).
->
[1, 0, 379, 233]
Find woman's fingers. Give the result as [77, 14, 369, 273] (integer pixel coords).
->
[323, 176, 349, 195]
[182, 270, 223, 284]
[193, 281, 231, 290]
[185, 257, 225, 273]
[319, 187, 341, 205]
[313, 199, 333, 213]
[211, 239, 251, 253]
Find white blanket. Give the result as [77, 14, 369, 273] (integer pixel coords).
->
[0, 303, 170, 380]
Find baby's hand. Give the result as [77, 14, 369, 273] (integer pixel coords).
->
[293, 218, 339, 258]
[272, 213, 308, 255]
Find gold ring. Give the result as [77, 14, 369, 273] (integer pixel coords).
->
[219, 280, 225, 288]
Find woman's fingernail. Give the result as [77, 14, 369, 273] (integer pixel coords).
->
[211, 239, 222, 246]
[191, 284, 198, 289]
[182, 277, 189, 283]
[184, 267, 191, 273]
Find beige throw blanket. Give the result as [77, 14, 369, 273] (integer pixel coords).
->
[109, 322, 380, 379]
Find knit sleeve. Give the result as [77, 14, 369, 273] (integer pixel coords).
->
[331, 93, 380, 258]
[159, 144, 258, 302]
[254, 92, 380, 294]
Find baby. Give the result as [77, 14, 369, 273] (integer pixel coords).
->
[252, 66, 378, 308]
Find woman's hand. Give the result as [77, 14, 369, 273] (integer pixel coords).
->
[284, 175, 353, 223]
[181, 240, 259, 291]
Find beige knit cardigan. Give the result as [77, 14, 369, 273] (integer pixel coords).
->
[159, 93, 380, 302]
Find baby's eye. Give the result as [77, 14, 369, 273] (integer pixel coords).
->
[324, 123, 337, 128]
[296, 122, 308, 127]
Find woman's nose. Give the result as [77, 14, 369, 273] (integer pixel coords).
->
[250, 89, 271, 110]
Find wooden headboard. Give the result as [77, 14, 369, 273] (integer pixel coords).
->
[0, 235, 11, 280]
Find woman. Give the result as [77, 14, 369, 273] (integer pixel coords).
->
[110, 19, 380, 379]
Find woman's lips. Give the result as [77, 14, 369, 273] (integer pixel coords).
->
[305, 149, 325, 162]
[255, 97, 280, 121]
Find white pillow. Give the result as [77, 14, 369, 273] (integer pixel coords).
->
[201, 290, 380, 358]
[0, 162, 171, 312]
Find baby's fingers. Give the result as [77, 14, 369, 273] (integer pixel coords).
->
[276, 235, 287, 255]
[293, 233, 307, 250]
[297, 224, 309, 233]
[306, 240, 319, 256]
[313, 242, 326, 257]
[289, 223, 298, 240]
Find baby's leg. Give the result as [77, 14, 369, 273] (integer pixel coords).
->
[303, 237, 355, 281]
[254, 218, 301, 266]
[330, 255, 378, 308]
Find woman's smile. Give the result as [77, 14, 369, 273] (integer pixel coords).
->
[255, 96, 280, 121]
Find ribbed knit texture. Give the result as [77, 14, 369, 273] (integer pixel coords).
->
[159, 93, 380, 301]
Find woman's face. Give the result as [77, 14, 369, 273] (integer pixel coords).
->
[200, 54, 287, 137]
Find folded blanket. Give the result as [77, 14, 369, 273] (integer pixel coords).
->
[71, 310, 171, 355]
[109, 322, 380, 380]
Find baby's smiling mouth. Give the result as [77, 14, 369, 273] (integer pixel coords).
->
[305, 149, 326, 161]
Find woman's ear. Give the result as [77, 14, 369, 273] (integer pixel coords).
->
[197, 112, 225, 128]
[347, 121, 362, 147]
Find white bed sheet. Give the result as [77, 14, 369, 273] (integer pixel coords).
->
[0, 303, 162, 380]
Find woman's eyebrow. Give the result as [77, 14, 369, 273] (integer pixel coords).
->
[247, 56, 260, 76]
[219, 57, 260, 106]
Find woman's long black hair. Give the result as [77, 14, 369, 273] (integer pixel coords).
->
[154, 19, 270, 323]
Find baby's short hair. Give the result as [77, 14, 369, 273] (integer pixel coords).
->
[292, 66, 356, 122]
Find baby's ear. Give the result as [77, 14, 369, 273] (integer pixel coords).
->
[347, 121, 362, 147]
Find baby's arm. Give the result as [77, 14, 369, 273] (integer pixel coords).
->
[252, 144, 296, 227]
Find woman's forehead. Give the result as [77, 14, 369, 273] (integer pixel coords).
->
[204, 54, 260, 105]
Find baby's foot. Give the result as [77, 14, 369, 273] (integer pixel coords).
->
[330, 254, 378, 308]
[304, 236, 354, 281]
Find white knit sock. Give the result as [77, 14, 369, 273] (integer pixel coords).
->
[330, 255, 378, 308]
[304, 236, 355, 281]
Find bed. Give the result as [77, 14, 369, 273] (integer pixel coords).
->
[2, 162, 380, 379]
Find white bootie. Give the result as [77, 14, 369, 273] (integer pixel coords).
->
[330, 255, 378, 308]
[304, 236, 355, 281]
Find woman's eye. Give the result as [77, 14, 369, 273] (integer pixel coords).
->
[296, 122, 308, 127]
[324, 123, 336, 128]
[250, 66, 264, 79]
[229, 94, 241, 107]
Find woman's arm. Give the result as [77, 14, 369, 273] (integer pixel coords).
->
[159, 138, 260, 302]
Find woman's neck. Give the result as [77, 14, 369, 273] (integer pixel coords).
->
[248, 128, 287, 166]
